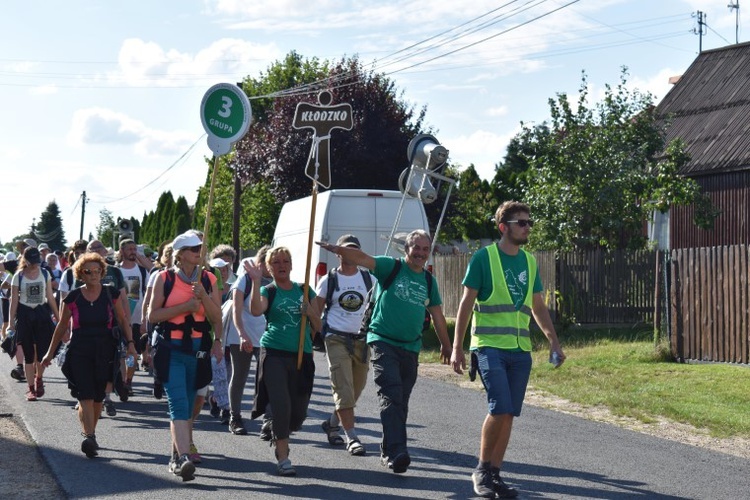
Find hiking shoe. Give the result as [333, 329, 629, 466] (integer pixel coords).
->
[346, 438, 366, 456]
[277, 457, 296, 476]
[152, 381, 163, 400]
[104, 400, 116, 417]
[35, 378, 44, 398]
[81, 434, 98, 458]
[220, 409, 230, 425]
[229, 416, 247, 435]
[321, 420, 345, 446]
[472, 468, 495, 498]
[26, 387, 37, 402]
[259, 418, 273, 441]
[10, 365, 25, 381]
[188, 443, 202, 464]
[491, 469, 518, 498]
[390, 452, 410, 474]
[169, 454, 195, 482]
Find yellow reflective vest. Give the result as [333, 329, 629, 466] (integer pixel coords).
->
[470, 244, 536, 351]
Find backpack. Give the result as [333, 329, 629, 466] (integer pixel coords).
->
[321, 268, 374, 334]
[358, 259, 433, 338]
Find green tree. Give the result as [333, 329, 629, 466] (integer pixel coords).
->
[34, 201, 67, 251]
[517, 69, 709, 251]
[234, 52, 428, 203]
[440, 165, 497, 241]
[96, 208, 116, 248]
[173, 196, 192, 235]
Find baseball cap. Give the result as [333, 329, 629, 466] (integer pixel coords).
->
[336, 234, 361, 248]
[3, 252, 17, 262]
[172, 231, 203, 250]
[23, 247, 42, 265]
[38, 243, 50, 251]
[209, 258, 230, 268]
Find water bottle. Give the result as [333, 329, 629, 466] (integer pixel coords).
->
[125, 355, 135, 368]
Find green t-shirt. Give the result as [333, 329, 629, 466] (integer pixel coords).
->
[259, 282, 316, 354]
[367, 256, 442, 353]
[462, 245, 543, 309]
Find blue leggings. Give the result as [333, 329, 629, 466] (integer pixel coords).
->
[163, 341, 199, 421]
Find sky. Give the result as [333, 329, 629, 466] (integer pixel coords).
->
[1, 0, 744, 248]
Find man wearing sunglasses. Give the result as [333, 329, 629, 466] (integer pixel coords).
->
[451, 201, 565, 499]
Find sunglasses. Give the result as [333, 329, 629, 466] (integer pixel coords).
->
[89, 245, 105, 251]
[82, 268, 102, 275]
[505, 219, 535, 228]
[186, 245, 202, 253]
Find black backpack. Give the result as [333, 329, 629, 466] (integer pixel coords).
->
[321, 268, 374, 334]
[358, 259, 433, 338]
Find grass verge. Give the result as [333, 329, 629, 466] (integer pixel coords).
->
[420, 324, 750, 439]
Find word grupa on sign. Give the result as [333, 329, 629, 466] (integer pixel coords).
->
[209, 118, 233, 133]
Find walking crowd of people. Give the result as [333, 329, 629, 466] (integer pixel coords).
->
[0, 200, 565, 498]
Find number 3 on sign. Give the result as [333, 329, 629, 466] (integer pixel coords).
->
[218, 96, 232, 118]
[200, 83, 253, 156]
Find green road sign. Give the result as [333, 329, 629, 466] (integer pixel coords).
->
[200, 83, 252, 155]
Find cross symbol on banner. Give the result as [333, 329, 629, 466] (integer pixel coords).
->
[292, 90, 353, 189]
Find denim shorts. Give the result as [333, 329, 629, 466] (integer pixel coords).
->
[475, 347, 532, 416]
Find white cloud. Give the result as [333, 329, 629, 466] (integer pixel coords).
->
[486, 106, 508, 117]
[447, 128, 520, 181]
[110, 38, 280, 87]
[67, 107, 197, 157]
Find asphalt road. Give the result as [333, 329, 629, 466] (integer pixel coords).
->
[0, 350, 747, 499]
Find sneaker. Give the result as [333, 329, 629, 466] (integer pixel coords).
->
[153, 381, 163, 400]
[277, 457, 296, 476]
[259, 418, 273, 441]
[35, 378, 44, 398]
[126, 382, 134, 397]
[104, 400, 116, 417]
[229, 416, 247, 435]
[81, 434, 98, 458]
[390, 452, 410, 474]
[169, 454, 195, 482]
[472, 468, 496, 498]
[26, 387, 37, 402]
[220, 409, 230, 426]
[188, 443, 202, 464]
[10, 365, 25, 381]
[321, 420, 345, 446]
[491, 468, 519, 498]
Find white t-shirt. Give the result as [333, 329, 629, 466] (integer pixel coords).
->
[224, 273, 266, 346]
[119, 264, 145, 324]
[316, 269, 376, 336]
[58, 267, 76, 294]
[11, 269, 50, 308]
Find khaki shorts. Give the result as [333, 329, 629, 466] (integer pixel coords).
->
[324, 334, 369, 410]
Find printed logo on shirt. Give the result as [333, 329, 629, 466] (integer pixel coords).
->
[337, 290, 364, 312]
[392, 276, 428, 307]
[504, 269, 525, 309]
[26, 283, 44, 305]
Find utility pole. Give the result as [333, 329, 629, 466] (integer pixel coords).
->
[232, 165, 241, 271]
[728, 1, 740, 44]
[79, 191, 87, 240]
[693, 11, 706, 52]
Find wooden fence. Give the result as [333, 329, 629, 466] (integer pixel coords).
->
[669, 245, 750, 364]
[433, 249, 654, 323]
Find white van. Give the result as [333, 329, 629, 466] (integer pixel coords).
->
[272, 189, 430, 285]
